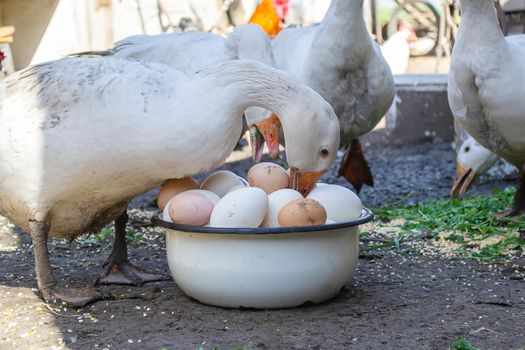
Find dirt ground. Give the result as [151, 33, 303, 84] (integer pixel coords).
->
[1, 142, 524, 350]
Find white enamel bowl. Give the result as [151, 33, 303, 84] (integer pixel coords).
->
[152, 208, 373, 309]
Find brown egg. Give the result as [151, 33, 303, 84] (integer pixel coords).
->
[278, 199, 327, 227]
[247, 162, 289, 194]
[157, 177, 199, 209]
[168, 192, 214, 226]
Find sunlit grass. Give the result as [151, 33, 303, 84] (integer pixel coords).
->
[371, 188, 525, 263]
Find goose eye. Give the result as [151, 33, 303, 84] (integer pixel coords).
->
[465, 146, 470, 153]
[320, 147, 330, 159]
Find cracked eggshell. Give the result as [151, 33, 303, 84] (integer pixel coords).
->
[307, 184, 362, 222]
[237, 176, 250, 186]
[262, 189, 303, 227]
[209, 187, 268, 228]
[162, 198, 174, 222]
[201, 170, 248, 197]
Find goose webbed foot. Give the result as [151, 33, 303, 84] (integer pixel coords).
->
[338, 138, 374, 194]
[29, 220, 106, 308]
[95, 210, 167, 286]
[41, 286, 108, 308]
[495, 208, 525, 219]
[96, 262, 166, 286]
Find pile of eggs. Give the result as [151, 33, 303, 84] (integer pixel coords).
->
[158, 163, 363, 228]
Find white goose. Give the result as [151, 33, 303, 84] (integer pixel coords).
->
[78, 24, 281, 161]
[0, 58, 340, 306]
[271, 0, 395, 193]
[448, 0, 525, 216]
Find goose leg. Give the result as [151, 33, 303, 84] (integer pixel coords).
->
[29, 220, 103, 307]
[96, 210, 166, 286]
[338, 139, 374, 194]
[500, 170, 525, 218]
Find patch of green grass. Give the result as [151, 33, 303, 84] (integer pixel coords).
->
[75, 228, 114, 245]
[374, 188, 525, 263]
[92, 228, 144, 242]
[126, 228, 144, 241]
[449, 336, 479, 350]
[95, 228, 113, 240]
[76, 227, 147, 246]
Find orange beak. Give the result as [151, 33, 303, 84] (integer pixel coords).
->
[289, 167, 325, 197]
[254, 113, 282, 159]
[451, 162, 477, 199]
[248, 0, 283, 36]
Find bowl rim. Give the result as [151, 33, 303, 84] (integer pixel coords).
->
[151, 207, 373, 235]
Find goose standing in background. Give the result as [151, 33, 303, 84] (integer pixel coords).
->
[270, 0, 395, 193]
[0, 58, 340, 306]
[448, 0, 525, 216]
[74, 24, 282, 161]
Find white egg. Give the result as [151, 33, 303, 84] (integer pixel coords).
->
[209, 187, 268, 228]
[325, 219, 336, 225]
[307, 184, 362, 222]
[225, 185, 247, 194]
[201, 170, 248, 197]
[262, 189, 303, 227]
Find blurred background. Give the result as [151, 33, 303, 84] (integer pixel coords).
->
[0, 0, 508, 72]
[1, 0, 524, 146]
[1, 0, 524, 74]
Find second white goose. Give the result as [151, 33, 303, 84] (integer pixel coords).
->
[271, 0, 395, 193]
[448, 0, 525, 216]
[76, 24, 282, 162]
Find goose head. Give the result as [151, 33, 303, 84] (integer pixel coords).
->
[281, 87, 340, 196]
[451, 137, 498, 198]
[210, 59, 340, 196]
